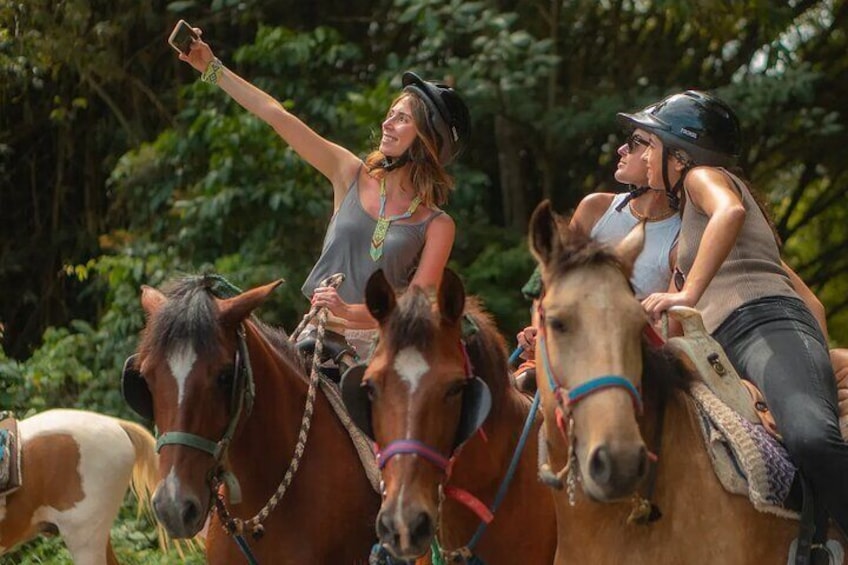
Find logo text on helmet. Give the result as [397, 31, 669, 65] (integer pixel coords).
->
[680, 128, 699, 139]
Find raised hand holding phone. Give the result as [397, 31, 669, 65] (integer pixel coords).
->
[168, 20, 197, 55]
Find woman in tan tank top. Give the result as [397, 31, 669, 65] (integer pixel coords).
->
[624, 91, 848, 541]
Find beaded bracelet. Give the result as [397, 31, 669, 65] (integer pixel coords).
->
[201, 58, 224, 85]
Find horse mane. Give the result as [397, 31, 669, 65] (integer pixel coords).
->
[543, 233, 628, 285]
[642, 338, 697, 401]
[139, 275, 303, 371]
[385, 287, 511, 410]
[462, 297, 511, 413]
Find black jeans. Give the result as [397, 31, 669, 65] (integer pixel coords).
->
[713, 296, 848, 534]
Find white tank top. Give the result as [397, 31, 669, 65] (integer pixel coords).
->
[590, 192, 680, 299]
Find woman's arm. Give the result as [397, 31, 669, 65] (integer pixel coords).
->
[408, 213, 457, 291]
[568, 192, 615, 238]
[180, 30, 361, 206]
[642, 167, 745, 317]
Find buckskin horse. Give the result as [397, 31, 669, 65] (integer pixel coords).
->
[124, 276, 379, 563]
[527, 200, 845, 564]
[341, 269, 556, 563]
[0, 409, 162, 564]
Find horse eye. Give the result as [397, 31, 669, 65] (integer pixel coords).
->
[446, 380, 465, 399]
[217, 366, 234, 389]
[548, 317, 568, 334]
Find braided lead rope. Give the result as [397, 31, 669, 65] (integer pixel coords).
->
[289, 273, 346, 342]
[226, 273, 344, 538]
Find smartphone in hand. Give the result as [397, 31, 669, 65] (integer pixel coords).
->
[168, 20, 197, 55]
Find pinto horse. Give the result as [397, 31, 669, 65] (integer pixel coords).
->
[127, 276, 379, 563]
[0, 409, 161, 564]
[341, 269, 556, 563]
[526, 200, 845, 564]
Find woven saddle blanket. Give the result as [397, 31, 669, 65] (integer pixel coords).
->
[0, 413, 23, 497]
[690, 382, 797, 519]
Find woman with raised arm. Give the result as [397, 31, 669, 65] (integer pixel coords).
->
[176, 27, 470, 357]
[627, 90, 848, 538]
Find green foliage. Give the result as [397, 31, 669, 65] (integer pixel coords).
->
[2, 2, 848, 562]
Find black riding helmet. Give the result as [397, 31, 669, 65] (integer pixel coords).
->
[616, 90, 741, 168]
[401, 71, 471, 166]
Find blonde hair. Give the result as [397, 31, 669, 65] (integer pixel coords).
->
[365, 93, 454, 208]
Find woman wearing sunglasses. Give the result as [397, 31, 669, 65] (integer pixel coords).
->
[628, 90, 848, 541]
[515, 116, 680, 387]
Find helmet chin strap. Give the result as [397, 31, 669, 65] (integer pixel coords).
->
[615, 185, 650, 212]
[661, 147, 687, 211]
[379, 153, 410, 172]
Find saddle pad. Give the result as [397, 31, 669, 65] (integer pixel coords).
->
[0, 415, 23, 496]
[318, 378, 381, 494]
[830, 348, 848, 441]
[690, 382, 798, 519]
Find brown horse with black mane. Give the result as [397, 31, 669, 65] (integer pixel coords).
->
[341, 269, 556, 563]
[126, 276, 379, 563]
[527, 200, 839, 564]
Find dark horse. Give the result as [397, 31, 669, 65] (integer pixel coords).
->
[128, 276, 379, 563]
[526, 201, 834, 564]
[342, 269, 556, 563]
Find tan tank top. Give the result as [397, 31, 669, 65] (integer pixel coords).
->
[676, 169, 797, 333]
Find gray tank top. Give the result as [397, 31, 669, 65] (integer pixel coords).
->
[302, 173, 443, 304]
[591, 193, 681, 299]
[676, 169, 797, 333]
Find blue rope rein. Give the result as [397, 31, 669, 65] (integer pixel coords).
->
[464, 389, 541, 553]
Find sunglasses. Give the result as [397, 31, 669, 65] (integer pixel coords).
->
[673, 267, 686, 292]
[626, 133, 650, 153]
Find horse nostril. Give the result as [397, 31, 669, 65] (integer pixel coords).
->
[376, 510, 394, 540]
[589, 445, 613, 485]
[409, 511, 434, 544]
[180, 496, 201, 529]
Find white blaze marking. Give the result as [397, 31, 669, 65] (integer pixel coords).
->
[164, 466, 182, 500]
[168, 344, 197, 406]
[394, 348, 429, 395]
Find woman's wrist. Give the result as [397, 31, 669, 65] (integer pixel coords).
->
[200, 58, 224, 84]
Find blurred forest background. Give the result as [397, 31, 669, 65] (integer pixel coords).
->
[1, 0, 847, 562]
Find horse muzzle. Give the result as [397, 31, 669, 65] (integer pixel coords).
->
[152, 477, 209, 538]
[582, 442, 649, 501]
[375, 502, 435, 561]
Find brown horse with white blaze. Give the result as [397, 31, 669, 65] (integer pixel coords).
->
[527, 200, 840, 564]
[341, 269, 556, 563]
[0, 409, 161, 564]
[129, 276, 379, 563]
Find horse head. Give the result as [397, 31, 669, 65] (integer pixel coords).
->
[529, 200, 650, 501]
[341, 269, 492, 560]
[126, 276, 282, 538]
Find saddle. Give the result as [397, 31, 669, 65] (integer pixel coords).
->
[665, 306, 761, 425]
[0, 413, 23, 496]
[295, 327, 358, 383]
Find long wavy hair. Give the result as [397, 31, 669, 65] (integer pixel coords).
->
[364, 92, 454, 208]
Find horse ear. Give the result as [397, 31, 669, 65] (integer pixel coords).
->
[218, 279, 284, 328]
[365, 270, 396, 325]
[438, 268, 465, 326]
[141, 285, 167, 315]
[529, 200, 562, 266]
[615, 221, 646, 279]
